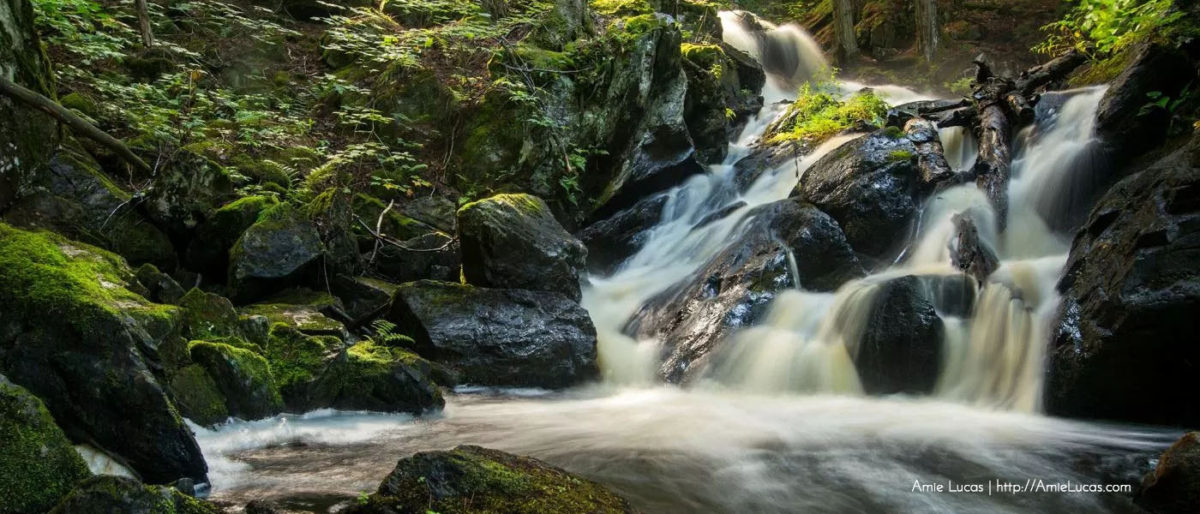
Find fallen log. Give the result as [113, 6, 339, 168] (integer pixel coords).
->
[972, 102, 1012, 227]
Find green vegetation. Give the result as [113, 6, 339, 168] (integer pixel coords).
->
[1036, 0, 1187, 56]
[766, 82, 889, 145]
[0, 378, 92, 513]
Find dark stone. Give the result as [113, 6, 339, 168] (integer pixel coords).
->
[136, 263, 186, 305]
[577, 193, 668, 274]
[794, 130, 928, 259]
[948, 213, 999, 283]
[356, 445, 634, 514]
[186, 196, 278, 281]
[627, 199, 865, 382]
[49, 476, 217, 514]
[370, 231, 461, 284]
[0, 0, 59, 211]
[1047, 135, 1200, 426]
[228, 209, 324, 302]
[1096, 42, 1198, 163]
[1136, 432, 1200, 514]
[732, 139, 807, 192]
[144, 148, 235, 237]
[189, 341, 284, 421]
[855, 275, 944, 395]
[387, 281, 598, 388]
[331, 275, 399, 327]
[458, 194, 587, 301]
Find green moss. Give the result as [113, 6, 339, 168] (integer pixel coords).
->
[179, 288, 244, 341]
[680, 43, 725, 77]
[888, 150, 914, 162]
[366, 446, 631, 513]
[49, 475, 218, 514]
[767, 86, 889, 145]
[167, 364, 230, 426]
[189, 340, 284, 417]
[59, 92, 98, 118]
[0, 378, 92, 513]
[263, 324, 339, 397]
[883, 125, 906, 139]
[0, 224, 179, 333]
[241, 302, 346, 336]
[352, 194, 431, 242]
[458, 193, 548, 220]
[591, 0, 654, 16]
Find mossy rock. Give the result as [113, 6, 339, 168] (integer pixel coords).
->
[0, 375, 92, 514]
[49, 476, 218, 514]
[135, 263, 186, 305]
[241, 300, 347, 339]
[262, 324, 343, 408]
[187, 195, 279, 279]
[144, 147, 236, 236]
[0, 224, 207, 484]
[352, 194, 439, 249]
[591, 0, 654, 16]
[189, 341, 284, 421]
[361, 445, 634, 513]
[179, 288, 245, 342]
[0, 0, 59, 210]
[228, 205, 324, 302]
[167, 364, 230, 427]
[307, 340, 444, 414]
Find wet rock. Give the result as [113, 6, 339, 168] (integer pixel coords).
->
[167, 363, 229, 427]
[854, 275, 945, 395]
[186, 195, 278, 280]
[885, 99, 965, 128]
[355, 445, 634, 514]
[681, 43, 734, 163]
[370, 231, 461, 283]
[1136, 432, 1200, 514]
[178, 288, 246, 341]
[732, 139, 807, 192]
[189, 340, 284, 420]
[0, 0, 59, 210]
[388, 281, 598, 388]
[49, 476, 217, 514]
[948, 213, 999, 282]
[0, 224, 208, 483]
[1047, 134, 1200, 426]
[1096, 42, 1198, 163]
[577, 193, 668, 274]
[628, 199, 865, 382]
[136, 263, 186, 305]
[241, 290, 350, 340]
[0, 375, 92, 513]
[228, 206, 324, 302]
[794, 129, 928, 259]
[458, 194, 587, 301]
[2, 141, 177, 269]
[331, 275, 399, 327]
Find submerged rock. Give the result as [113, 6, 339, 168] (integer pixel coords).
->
[854, 276, 944, 395]
[0, 375, 92, 513]
[50, 476, 217, 514]
[1136, 432, 1200, 514]
[458, 193, 587, 301]
[1047, 135, 1200, 426]
[0, 224, 207, 484]
[629, 199, 865, 382]
[794, 129, 928, 260]
[355, 445, 634, 514]
[388, 280, 598, 388]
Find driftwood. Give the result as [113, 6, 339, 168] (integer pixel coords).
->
[905, 118, 956, 189]
[0, 76, 152, 174]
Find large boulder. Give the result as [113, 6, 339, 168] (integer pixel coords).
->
[189, 340, 284, 421]
[186, 195, 278, 280]
[793, 129, 928, 260]
[144, 148, 236, 236]
[628, 199, 865, 382]
[0, 375, 92, 513]
[458, 194, 587, 301]
[228, 206, 324, 302]
[2, 140, 177, 269]
[1096, 42, 1198, 163]
[853, 275, 944, 395]
[50, 476, 217, 514]
[387, 280, 599, 388]
[355, 445, 634, 514]
[1047, 134, 1200, 426]
[1137, 432, 1200, 514]
[0, 224, 208, 484]
[0, 0, 58, 210]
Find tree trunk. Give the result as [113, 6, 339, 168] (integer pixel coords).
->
[135, 0, 154, 48]
[973, 103, 1011, 227]
[831, 0, 859, 63]
[915, 0, 938, 62]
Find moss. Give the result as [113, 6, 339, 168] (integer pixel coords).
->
[680, 43, 725, 77]
[888, 150, 914, 162]
[769, 87, 890, 145]
[59, 92, 99, 118]
[0, 378, 92, 513]
[458, 193, 548, 220]
[882, 125, 906, 139]
[591, 0, 654, 16]
[366, 446, 631, 513]
[241, 301, 345, 336]
[0, 224, 179, 334]
[167, 364, 230, 426]
[263, 324, 340, 398]
[189, 340, 284, 418]
[49, 475, 218, 513]
[179, 288, 244, 341]
[352, 194, 432, 243]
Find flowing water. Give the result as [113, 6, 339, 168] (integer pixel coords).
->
[199, 12, 1182, 513]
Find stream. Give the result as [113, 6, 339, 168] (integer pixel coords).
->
[200, 11, 1186, 513]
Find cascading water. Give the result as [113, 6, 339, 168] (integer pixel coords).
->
[196, 14, 1178, 513]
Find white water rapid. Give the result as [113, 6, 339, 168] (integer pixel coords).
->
[196, 13, 1178, 513]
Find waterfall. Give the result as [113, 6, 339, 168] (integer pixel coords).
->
[584, 11, 1108, 413]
